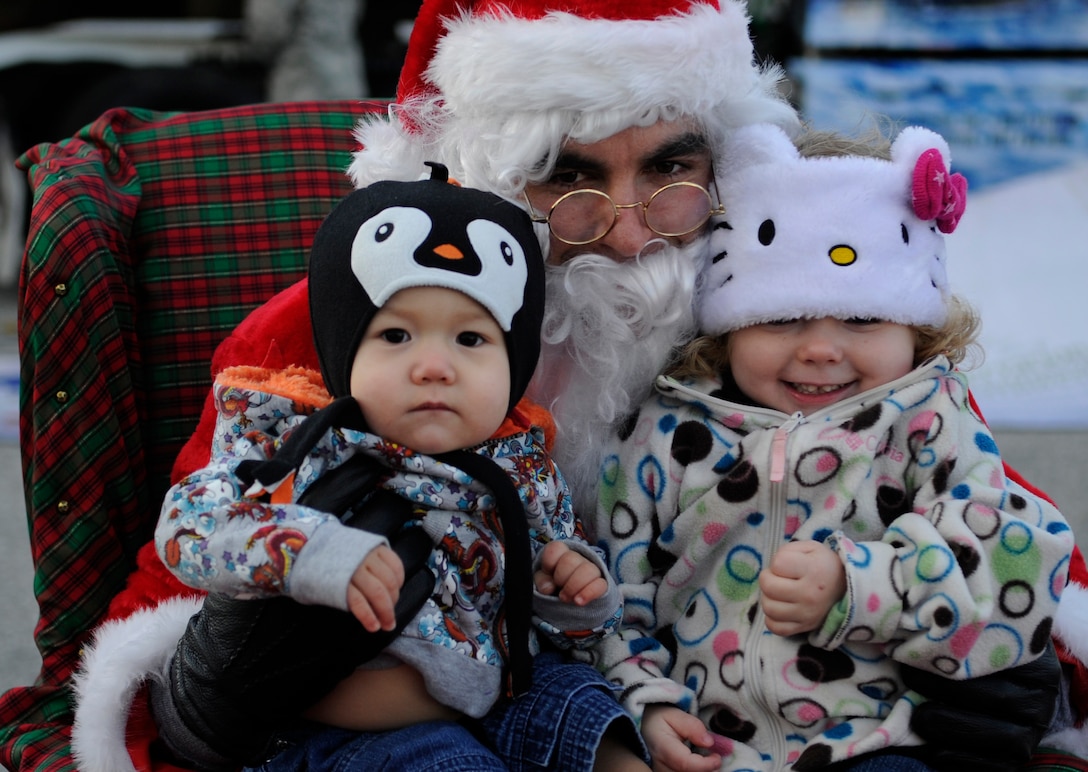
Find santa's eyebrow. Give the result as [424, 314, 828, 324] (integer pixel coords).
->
[641, 132, 711, 166]
[551, 149, 605, 175]
[550, 131, 711, 175]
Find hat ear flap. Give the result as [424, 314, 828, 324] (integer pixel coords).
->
[891, 125, 952, 170]
[718, 122, 799, 180]
[894, 126, 967, 234]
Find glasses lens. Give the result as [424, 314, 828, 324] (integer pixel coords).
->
[645, 183, 713, 237]
[549, 189, 615, 245]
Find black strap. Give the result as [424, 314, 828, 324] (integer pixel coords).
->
[236, 396, 368, 495]
[235, 394, 533, 695]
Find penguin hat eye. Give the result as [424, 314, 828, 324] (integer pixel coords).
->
[351, 205, 435, 306]
[467, 220, 526, 271]
[375, 221, 395, 242]
[358, 206, 431, 250]
[465, 218, 530, 329]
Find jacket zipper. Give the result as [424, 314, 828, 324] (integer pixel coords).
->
[769, 411, 805, 483]
[741, 411, 807, 767]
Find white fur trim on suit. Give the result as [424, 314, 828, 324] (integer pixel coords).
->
[71, 596, 203, 772]
[1042, 580, 1088, 758]
[1053, 577, 1088, 666]
[1042, 726, 1088, 760]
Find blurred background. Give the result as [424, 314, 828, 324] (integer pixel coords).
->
[1, 0, 1086, 710]
[0, 0, 425, 287]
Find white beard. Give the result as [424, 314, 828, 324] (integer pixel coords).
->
[528, 237, 704, 520]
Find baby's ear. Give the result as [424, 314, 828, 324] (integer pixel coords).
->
[717, 122, 799, 183]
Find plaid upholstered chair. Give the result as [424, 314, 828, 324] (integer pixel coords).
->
[0, 100, 382, 771]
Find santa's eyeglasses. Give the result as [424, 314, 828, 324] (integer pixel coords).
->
[523, 181, 725, 246]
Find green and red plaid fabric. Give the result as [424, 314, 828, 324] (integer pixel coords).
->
[0, 100, 381, 771]
[1028, 748, 1088, 771]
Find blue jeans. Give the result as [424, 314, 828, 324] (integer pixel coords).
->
[478, 653, 648, 771]
[837, 753, 936, 771]
[249, 721, 506, 771]
[248, 653, 647, 772]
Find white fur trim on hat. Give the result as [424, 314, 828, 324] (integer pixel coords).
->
[697, 124, 960, 335]
[71, 596, 203, 772]
[431, 3, 760, 120]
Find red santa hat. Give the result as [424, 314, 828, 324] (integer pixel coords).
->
[348, 0, 800, 193]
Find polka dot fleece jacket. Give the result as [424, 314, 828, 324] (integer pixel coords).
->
[584, 356, 1074, 771]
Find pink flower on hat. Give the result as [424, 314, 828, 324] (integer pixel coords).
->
[912, 148, 968, 234]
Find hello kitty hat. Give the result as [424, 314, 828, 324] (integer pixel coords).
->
[697, 123, 968, 335]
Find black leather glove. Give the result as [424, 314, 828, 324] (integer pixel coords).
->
[152, 450, 436, 770]
[905, 641, 1061, 772]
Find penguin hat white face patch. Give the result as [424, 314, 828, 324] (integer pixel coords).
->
[351, 204, 529, 331]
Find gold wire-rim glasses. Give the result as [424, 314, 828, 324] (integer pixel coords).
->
[524, 180, 726, 246]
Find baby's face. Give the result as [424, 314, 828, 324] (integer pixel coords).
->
[350, 286, 510, 453]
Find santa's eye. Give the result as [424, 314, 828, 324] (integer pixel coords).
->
[758, 219, 775, 246]
[375, 222, 394, 242]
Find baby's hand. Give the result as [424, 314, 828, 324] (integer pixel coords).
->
[534, 540, 608, 606]
[759, 540, 846, 636]
[641, 705, 721, 772]
[347, 544, 404, 632]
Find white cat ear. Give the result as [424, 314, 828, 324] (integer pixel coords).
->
[891, 125, 952, 169]
[718, 123, 799, 179]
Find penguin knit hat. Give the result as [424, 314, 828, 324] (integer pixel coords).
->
[308, 162, 545, 410]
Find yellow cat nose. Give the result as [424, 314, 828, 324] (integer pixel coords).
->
[829, 245, 857, 266]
